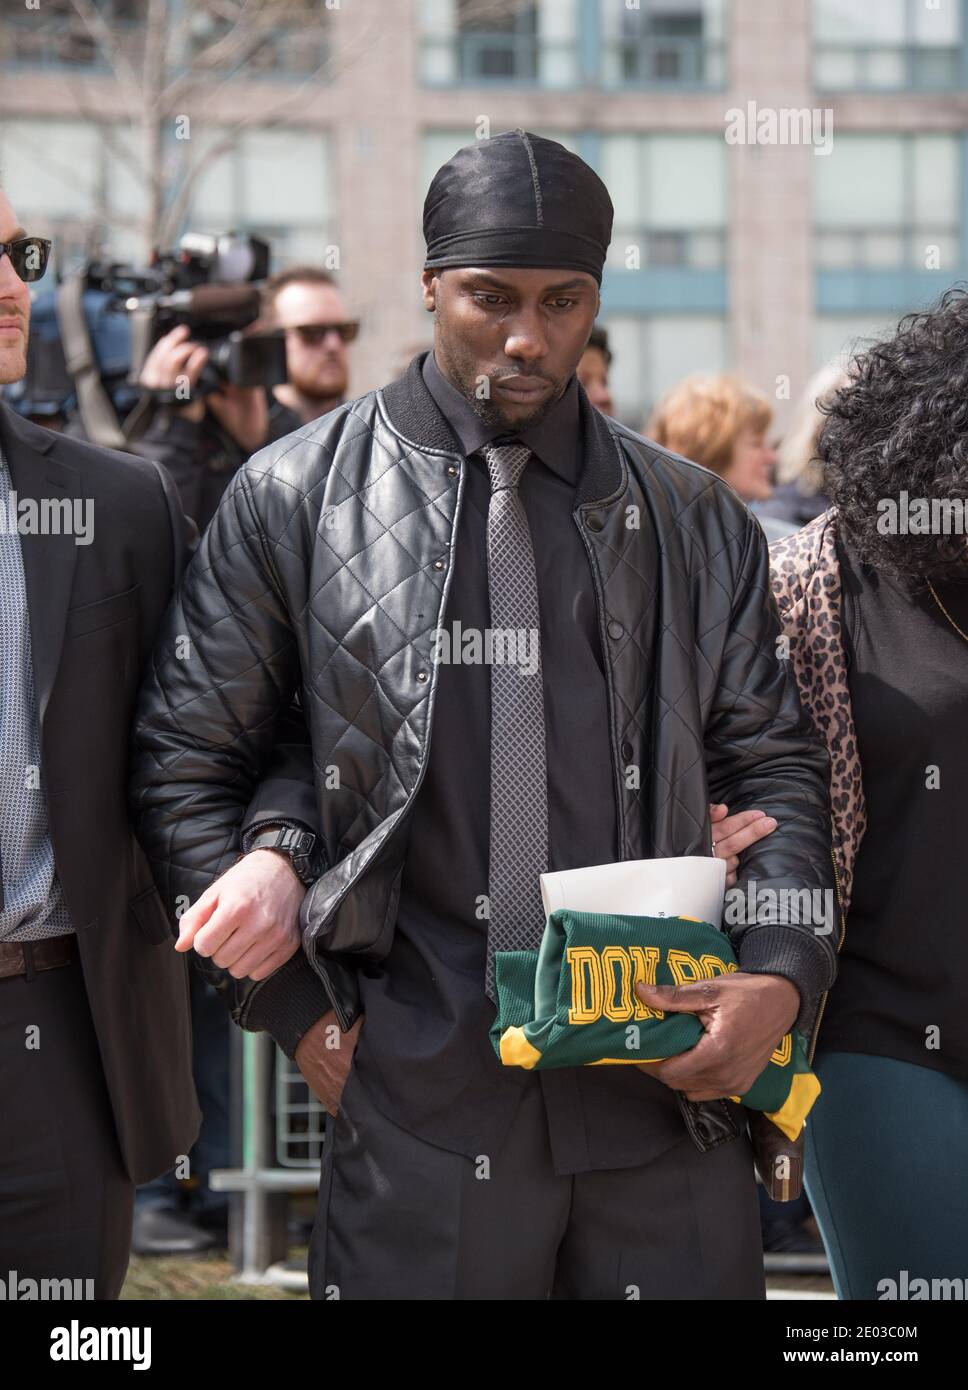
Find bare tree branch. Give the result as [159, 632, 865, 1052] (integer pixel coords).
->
[68, 0, 142, 93]
[29, 0, 378, 254]
[63, 73, 145, 186]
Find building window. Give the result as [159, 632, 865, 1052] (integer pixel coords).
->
[419, 0, 579, 87]
[813, 314, 900, 371]
[2, 0, 144, 69]
[601, 0, 727, 88]
[189, 128, 335, 268]
[606, 315, 728, 428]
[814, 0, 963, 91]
[187, 4, 329, 76]
[0, 117, 334, 273]
[3, 1, 327, 78]
[602, 135, 727, 270]
[814, 134, 960, 271]
[0, 117, 126, 269]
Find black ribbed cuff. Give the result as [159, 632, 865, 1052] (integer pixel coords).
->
[243, 952, 331, 1060]
[737, 925, 836, 1034]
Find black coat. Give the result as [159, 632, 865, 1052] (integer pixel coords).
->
[133, 391, 302, 532]
[0, 402, 201, 1186]
[131, 353, 837, 1153]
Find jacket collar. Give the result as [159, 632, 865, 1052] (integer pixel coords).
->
[381, 350, 626, 508]
[0, 399, 58, 460]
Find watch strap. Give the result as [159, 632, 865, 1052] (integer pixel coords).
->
[242, 821, 320, 886]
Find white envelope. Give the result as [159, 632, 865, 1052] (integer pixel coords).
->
[539, 856, 726, 929]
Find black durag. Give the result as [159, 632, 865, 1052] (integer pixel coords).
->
[423, 128, 613, 284]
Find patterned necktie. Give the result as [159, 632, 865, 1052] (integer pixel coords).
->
[482, 441, 549, 1002]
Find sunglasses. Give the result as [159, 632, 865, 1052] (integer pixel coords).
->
[0, 236, 52, 284]
[287, 320, 359, 346]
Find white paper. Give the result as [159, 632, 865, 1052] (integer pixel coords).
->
[540, 857, 726, 929]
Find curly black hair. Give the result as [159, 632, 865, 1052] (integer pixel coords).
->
[819, 284, 968, 586]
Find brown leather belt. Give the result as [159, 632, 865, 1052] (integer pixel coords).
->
[0, 932, 77, 980]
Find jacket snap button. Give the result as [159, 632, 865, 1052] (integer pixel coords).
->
[416, 669, 429, 682]
[446, 464, 458, 477]
[586, 512, 603, 531]
[607, 620, 624, 640]
[621, 740, 633, 760]
[433, 558, 445, 571]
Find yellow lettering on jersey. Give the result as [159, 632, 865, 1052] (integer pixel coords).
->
[630, 945, 662, 1019]
[566, 946, 604, 1024]
[700, 954, 732, 978]
[668, 949, 705, 986]
[602, 946, 633, 1021]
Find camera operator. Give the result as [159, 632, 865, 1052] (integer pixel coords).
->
[263, 266, 356, 426]
[135, 321, 300, 532]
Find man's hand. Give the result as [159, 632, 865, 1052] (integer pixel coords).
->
[709, 802, 776, 885]
[294, 1010, 364, 1117]
[635, 972, 800, 1101]
[138, 325, 269, 451]
[175, 849, 305, 980]
[139, 323, 209, 422]
[206, 381, 270, 455]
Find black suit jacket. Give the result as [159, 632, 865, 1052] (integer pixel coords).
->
[0, 402, 201, 1185]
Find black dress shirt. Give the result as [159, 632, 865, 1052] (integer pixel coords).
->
[351, 350, 688, 1173]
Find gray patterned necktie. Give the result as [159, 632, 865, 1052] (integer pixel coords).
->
[482, 441, 549, 1002]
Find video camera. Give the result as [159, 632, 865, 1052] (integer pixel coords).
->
[97, 231, 287, 401]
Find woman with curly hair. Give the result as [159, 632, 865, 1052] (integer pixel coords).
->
[769, 287, 968, 1299]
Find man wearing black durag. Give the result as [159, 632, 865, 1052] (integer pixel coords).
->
[131, 131, 836, 1299]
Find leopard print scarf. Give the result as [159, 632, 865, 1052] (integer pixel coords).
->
[769, 511, 866, 917]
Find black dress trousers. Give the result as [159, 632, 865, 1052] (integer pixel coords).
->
[0, 954, 134, 1299]
[308, 1057, 764, 1302]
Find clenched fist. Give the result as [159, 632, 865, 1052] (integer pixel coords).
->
[175, 849, 306, 980]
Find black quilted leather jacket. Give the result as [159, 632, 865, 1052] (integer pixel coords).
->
[131, 352, 836, 1153]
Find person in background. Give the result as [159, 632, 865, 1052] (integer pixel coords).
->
[131, 313, 299, 1256]
[646, 373, 789, 539]
[262, 266, 356, 426]
[577, 323, 614, 415]
[135, 324, 301, 532]
[132, 265, 355, 1256]
[770, 288, 968, 1299]
[754, 363, 845, 536]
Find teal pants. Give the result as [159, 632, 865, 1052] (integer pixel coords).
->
[804, 1051, 968, 1300]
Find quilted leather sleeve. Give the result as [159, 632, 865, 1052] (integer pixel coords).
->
[704, 512, 837, 1032]
[240, 697, 320, 841]
[129, 462, 330, 1045]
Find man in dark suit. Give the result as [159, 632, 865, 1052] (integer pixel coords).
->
[0, 184, 326, 1294]
[0, 186, 203, 1299]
